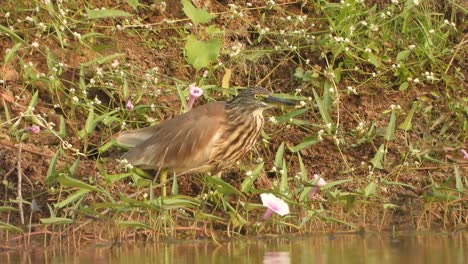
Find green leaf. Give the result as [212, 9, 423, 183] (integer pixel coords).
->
[367, 53, 381, 68]
[0, 221, 24, 233]
[364, 181, 377, 197]
[172, 173, 179, 195]
[57, 173, 102, 193]
[280, 159, 289, 194]
[206, 176, 244, 197]
[385, 109, 397, 141]
[399, 81, 409, 91]
[313, 89, 332, 125]
[396, 50, 411, 62]
[370, 144, 385, 169]
[274, 142, 285, 169]
[0, 24, 26, 44]
[383, 203, 398, 209]
[45, 149, 60, 184]
[117, 220, 153, 230]
[289, 138, 320, 152]
[241, 162, 263, 193]
[0, 206, 18, 212]
[398, 101, 418, 131]
[181, 0, 215, 25]
[275, 108, 307, 123]
[40, 217, 73, 225]
[105, 172, 132, 182]
[184, 35, 221, 70]
[86, 8, 133, 19]
[126, 0, 141, 10]
[81, 53, 125, 66]
[58, 115, 66, 137]
[84, 106, 96, 135]
[69, 157, 80, 176]
[27, 90, 39, 112]
[4, 42, 22, 64]
[319, 179, 352, 190]
[298, 154, 307, 180]
[54, 189, 90, 209]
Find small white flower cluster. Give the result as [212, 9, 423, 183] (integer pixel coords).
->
[391, 63, 401, 69]
[266, 0, 275, 9]
[346, 86, 357, 94]
[297, 15, 308, 23]
[268, 116, 278, 124]
[317, 129, 324, 141]
[356, 122, 365, 133]
[380, 11, 393, 18]
[407, 77, 420, 83]
[443, 19, 456, 28]
[72, 31, 81, 39]
[390, 104, 401, 110]
[111, 60, 119, 68]
[258, 26, 270, 35]
[118, 158, 134, 170]
[229, 42, 244, 57]
[333, 36, 351, 43]
[424, 71, 435, 81]
[228, 4, 243, 17]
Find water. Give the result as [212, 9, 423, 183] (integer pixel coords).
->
[2, 232, 466, 263]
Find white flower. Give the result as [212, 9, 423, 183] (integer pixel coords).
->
[408, 44, 416, 50]
[72, 31, 81, 39]
[391, 0, 399, 3]
[413, 0, 419, 5]
[299, 101, 307, 107]
[5, 12, 10, 18]
[245, 171, 253, 176]
[111, 60, 119, 68]
[31, 41, 39, 48]
[413, 78, 420, 83]
[268, 116, 277, 124]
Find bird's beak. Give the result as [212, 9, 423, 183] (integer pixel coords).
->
[264, 96, 295, 106]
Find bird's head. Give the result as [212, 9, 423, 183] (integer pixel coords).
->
[228, 87, 294, 112]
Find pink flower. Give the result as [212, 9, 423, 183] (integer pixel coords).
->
[260, 193, 290, 220]
[461, 149, 468, 160]
[187, 84, 203, 110]
[126, 99, 134, 111]
[309, 174, 326, 199]
[25, 125, 40, 134]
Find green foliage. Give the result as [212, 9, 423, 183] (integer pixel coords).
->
[182, 0, 215, 25]
[185, 35, 221, 70]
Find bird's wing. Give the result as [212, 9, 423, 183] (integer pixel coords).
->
[120, 102, 226, 171]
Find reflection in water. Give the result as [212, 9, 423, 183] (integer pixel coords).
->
[1, 232, 466, 264]
[263, 252, 290, 264]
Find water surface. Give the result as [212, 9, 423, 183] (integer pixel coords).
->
[2, 232, 466, 264]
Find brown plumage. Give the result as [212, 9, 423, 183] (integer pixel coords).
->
[116, 87, 293, 176]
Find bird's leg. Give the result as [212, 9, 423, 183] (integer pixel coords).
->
[160, 170, 168, 197]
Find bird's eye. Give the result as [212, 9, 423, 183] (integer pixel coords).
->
[254, 94, 259, 99]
